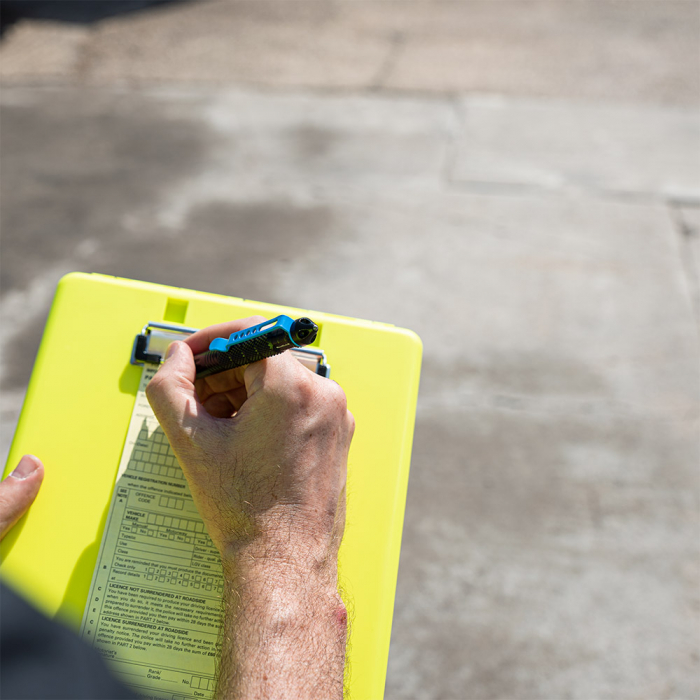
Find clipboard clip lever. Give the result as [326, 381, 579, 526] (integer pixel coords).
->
[131, 322, 198, 366]
[131, 321, 331, 377]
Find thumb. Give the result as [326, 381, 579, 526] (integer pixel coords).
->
[146, 341, 212, 440]
[0, 455, 44, 540]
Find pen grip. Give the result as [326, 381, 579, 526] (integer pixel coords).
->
[194, 334, 284, 379]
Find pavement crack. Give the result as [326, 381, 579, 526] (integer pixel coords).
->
[667, 203, 700, 335]
[73, 25, 99, 81]
[370, 30, 404, 91]
[439, 96, 462, 187]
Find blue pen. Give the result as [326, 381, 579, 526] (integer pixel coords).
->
[193, 315, 318, 379]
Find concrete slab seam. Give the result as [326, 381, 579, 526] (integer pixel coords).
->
[370, 29, 405, 91]
[668, 203, 700, 334]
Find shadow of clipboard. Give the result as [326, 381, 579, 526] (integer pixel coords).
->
[0, 272, 422, 700]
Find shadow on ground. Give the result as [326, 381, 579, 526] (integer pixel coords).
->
[0, 0, 189, 36]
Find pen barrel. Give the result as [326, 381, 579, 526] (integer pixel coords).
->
[194, 328, 293, 379]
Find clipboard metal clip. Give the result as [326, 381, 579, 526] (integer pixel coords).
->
[131, 321, 331, 377]
[131, 322, 198, 366]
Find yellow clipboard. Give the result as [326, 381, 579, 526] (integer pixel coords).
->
[1, 273, 422, 700]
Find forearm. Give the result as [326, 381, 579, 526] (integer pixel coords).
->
[216, 554, 347, 700]
[147, 337, 354, 698]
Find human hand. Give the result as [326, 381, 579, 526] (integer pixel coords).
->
[0, 455, 44, 541]
[146, 318, 353, 698]
[146, 317, 354, 567]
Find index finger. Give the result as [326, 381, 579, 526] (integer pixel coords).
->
[184, 316, 267, 355]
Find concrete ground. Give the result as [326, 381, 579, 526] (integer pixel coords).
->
[1, 2, 699, 698]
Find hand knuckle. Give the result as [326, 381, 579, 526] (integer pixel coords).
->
[346, 410, 356, 436]
[287, 366, 316, 404]
[299, 388, 320, 415]
[145, 375, 161, 400]
[325, 381, 348, 413]
[0, 491, 11, 512]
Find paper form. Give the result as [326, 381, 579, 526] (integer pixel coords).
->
[80, 365, 222, 700]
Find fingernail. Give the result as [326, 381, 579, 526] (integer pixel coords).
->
[10, 455, 39, 480]
[165, 342, 178, 360]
